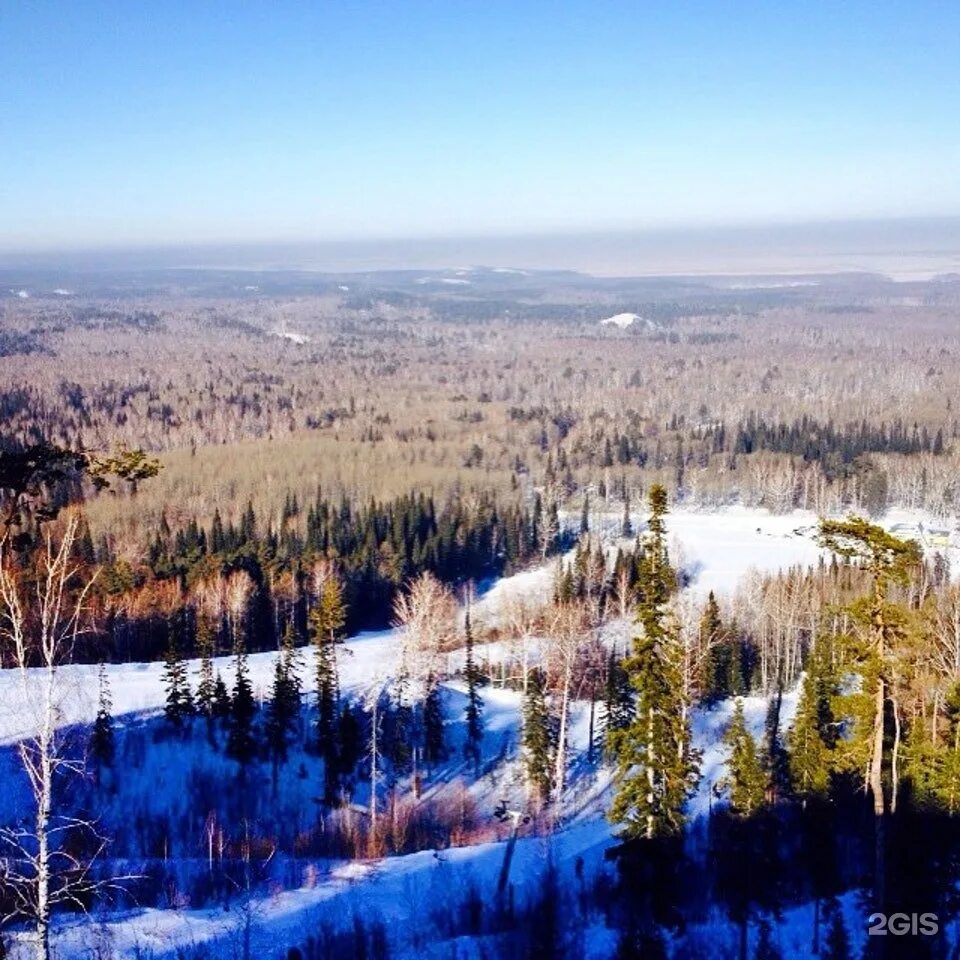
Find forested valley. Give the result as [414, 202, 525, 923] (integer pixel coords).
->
[2, 270, 960, 958]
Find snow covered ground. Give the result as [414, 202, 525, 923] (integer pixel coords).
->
[3, 503, 955, 957]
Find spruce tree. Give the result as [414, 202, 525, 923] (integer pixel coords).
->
[212, 672, 231, 721]
[310, 574, 346, 774]
[162, 621, 194, 729]
[523, 668, 553, 807]
[90, 663, 114, 785]
[701, 591, 730, 702]
[609, 485, 699, 840]
[226, 644, 257, 770]
[724, 699, 766, 817]
[387, 678, 414, 776]
[788, 641, 836, 804]
[336, 703, 363, 781]
[266, 625, 302, 791]
[463, 610, 483, 773]
[423, 677, 446, 766]
[603, 649, 633, 743]
[760, 689, 791, 805]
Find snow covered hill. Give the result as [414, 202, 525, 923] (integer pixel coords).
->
[2, 503, 955, 958]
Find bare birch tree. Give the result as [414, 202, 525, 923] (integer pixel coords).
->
[0, 517, 105, 960]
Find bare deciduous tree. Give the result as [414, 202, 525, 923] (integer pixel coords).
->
[0, 517, 112, 960]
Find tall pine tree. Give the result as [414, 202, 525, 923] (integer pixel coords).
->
[724, 699, 766, 817]
[311, 571, 347, 784]
[463, 609, 484, 773]
[523, 668, 553, 808]
[226, 642, 257, 771]
[609, 485, 699, 840]
[90, 662, 114, 786]
[162, 618, 194, 729]
[266, 623, 302, 792]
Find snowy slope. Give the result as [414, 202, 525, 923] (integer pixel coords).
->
[0, 504, 902, 744]
[3, 503, 933, 958]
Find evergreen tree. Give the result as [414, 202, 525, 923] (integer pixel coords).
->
[609, 485, 699, 840]
[310, 573, 347, 774]
[336, 703, 363, 781]
[212, 672, 231, 721]
[603, 650, 634, 743]
[387, 681, 414, 776]
[463, 610, 484, 772]
[580, 494, 590, 534]
[816, 517, 920, 816]
[162, 620, 194, 729]
[195, 613, 216, 721]
[788, 641, 836, 804]
[226, 645, 257, 770]
[523, 668, 553, 807]
[929, 680, 960, 813]
[90, 662, 114, 785]
[423, 677, 445, 766]
[701, 591, 730, 702]
[760, 689, 790, 805]
[727, 635, 747, 697]
[724, 699, 766, 817]
[266, 624, 302, 791]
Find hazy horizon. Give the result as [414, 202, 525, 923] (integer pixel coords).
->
[2, 216, 958, 280]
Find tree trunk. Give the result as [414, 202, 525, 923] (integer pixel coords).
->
[646, 705, 656, 840]
[554, 667, 570, 797]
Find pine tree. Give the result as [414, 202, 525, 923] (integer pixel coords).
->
[463, 610, 483, 773]
[580, 495, 590, 535]
[212, 672, 231, 721]
[788, 642, 836, 804]
[226, 645, 257, 770]
[423, 677, 445, 765]
[603, 649, 633, 744]
[90, 663, 114, 785]
[724, 699, 766, 817]
[387, 679, 414, 776]
[816, 517, 920, 816]
[162, 620, 194, 729]
[523, 668, 553, 807]
[701, 591, 730, 702]
[609, 485, 699, 840]
[934, 681, 960, 813]
[266, 625, 302, 791]
[760, 689, 791, 805]
[310, 574, 346, 772]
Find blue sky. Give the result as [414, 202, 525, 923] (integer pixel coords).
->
[1, 1, 958, 250]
